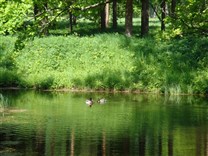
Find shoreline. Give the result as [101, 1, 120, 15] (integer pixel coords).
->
[0, 87, 207, 97]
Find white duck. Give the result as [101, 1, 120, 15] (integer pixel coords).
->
[97, 98, 107, 104]
[86, 98, 93, 107]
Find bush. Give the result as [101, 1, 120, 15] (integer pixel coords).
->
[0, 68, 20, 87]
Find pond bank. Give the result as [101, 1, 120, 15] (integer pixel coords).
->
[0, 87, 207, 97]
[0, 35, 208, 94]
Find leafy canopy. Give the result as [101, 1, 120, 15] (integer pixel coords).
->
[0, 0, 33, 35]
[167, 0, 208, 36]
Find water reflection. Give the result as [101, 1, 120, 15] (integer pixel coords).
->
[0, 90, 207, 155]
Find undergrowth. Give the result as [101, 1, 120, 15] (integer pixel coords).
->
[0, 34, 207, 95]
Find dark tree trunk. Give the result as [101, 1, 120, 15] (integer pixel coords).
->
[171, 0, 176, 18]
[125, 0, 133, 37]
[161, 0, 166, 31]
[68, 2, 74, 33]
[69, 11, 73, 33]
[112, 0, 118, 29]
[141, 0, 149, 37]
[73, 16, 77, 25]
[34, 3, 39, 21]
[100, 6, 106, 30]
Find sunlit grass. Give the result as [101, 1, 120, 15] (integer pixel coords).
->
[0, 18, 207, 94]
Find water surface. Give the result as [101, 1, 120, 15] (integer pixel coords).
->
[0, 90, 207, 155]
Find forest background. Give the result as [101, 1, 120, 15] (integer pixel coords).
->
[0, 0, 207, 95]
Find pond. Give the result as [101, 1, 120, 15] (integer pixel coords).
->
[0, 90, 207, 156]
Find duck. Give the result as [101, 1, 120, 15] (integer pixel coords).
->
[86, 98, 93, 107]
[97, 98, 107, 104]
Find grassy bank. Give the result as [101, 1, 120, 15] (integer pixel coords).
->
[0, 34, 208, 95]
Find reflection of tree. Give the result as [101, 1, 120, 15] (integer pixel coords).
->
[196, 128, 202, 155]
[50, 129, 55, 156]
[35, 123, 45, 154]
[138, 130, 146, 156]
[71, 130, 75, 156]
[102, 131, 106, 156]
[2, 92, 208, 155]
[123, 136, 130, 155]
[158, 134, 162, 156]
[168, 132, 173, 156]
[196, 128, 208, 156]
[206, 132, 208, 156]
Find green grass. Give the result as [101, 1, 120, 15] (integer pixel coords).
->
[13, 34, 134, 90]
[0, 19, 208, 95]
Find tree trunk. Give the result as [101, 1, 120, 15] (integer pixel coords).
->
[101, 6, 106, 30]
[141, 0, 149, 37]
[112, 0, 118, 29]
[34, 3, 39, 21]
[68, 2, 74, 33]
[73, 16, 77, 25]
[161, 0, 166, 31]
[33, 2, 49, 36]
[101, 1, 110, 30]
[170, 0, 176, 18]
[125, 0, 133, 37]
[105, 0, 110, 28]
[40, 2, 49, 36]
[69, 11, 73, 33]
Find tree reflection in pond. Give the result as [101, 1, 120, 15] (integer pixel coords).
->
[0, 90, 207, 155]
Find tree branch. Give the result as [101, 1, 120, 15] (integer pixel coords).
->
[149, 2, 162, 22]
[81, 0, 112, 11]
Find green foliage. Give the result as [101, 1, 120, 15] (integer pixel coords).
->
[0, 36, 21, 87]
[0, 34, 207, 94]
[0, 36, 16, 69]
[193, 69, 208, 94]
[166, 0, 208, 37]
[0, 0, 32, 35]
[0, 68, 20, 87]
[14, 34, 134, 90]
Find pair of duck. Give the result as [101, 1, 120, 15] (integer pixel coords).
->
[86, 98, 107, 107]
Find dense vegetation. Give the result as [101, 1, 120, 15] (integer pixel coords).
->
[0, 0, 207, 95]
[0, 30, 207, 94]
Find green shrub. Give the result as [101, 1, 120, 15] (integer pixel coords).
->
[0, 68, 20, 87]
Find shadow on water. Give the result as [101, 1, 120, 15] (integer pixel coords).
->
[0, 90, 208, 155]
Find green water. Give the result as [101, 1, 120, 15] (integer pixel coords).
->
[0, 90, 207, 156]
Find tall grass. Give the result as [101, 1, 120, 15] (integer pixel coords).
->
[14, 34, 134, 90]
[0, 33, 208, 94]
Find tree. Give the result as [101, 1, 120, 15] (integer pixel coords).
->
[167, 0, 208, 36]
[34, 1, 49, 36]
[105, 0, 110, 28]
[101, 5, 106, 30]
[125, 0, 133, 36]
[149, 0, 166, 31]
[170, 0, 176, 18]
[112, 0, 118, 29]
[100, 0, 110, 30]
[141, 0, 149, 37]
[161, 0, 166, 31]
[0, 0, 33, 35]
